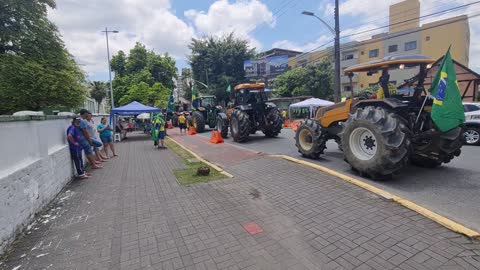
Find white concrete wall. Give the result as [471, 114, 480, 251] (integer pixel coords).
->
[0, 115, 105, 254]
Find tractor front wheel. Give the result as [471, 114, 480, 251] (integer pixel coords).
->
[192, 111, 206, 133]
[411, 126, 464, 168]
[295, 119, 325, 159]
[341, 106, 410, 179]
[263, 108, 283, 138]
[216, 115, 229, 138]
[230, 109, 251, 142]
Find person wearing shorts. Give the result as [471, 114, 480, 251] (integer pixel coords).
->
[79, 109, 103, 169]
[97, 117, 117, 158]
[86, 113, 107, 162]
[178, 113, 187, 135]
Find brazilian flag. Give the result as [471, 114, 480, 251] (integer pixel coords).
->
[167, 89, 175, 112]
[429, 48, 465, 132]
[191, 85, 197, 102]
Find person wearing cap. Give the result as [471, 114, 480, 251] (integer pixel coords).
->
[78, 109, 103, 169]
[66, 118, 90, 179]
[178, 112, 186, 135]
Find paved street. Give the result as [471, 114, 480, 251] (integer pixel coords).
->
[198, 127, 480, 232]
[1, 131, 480, 270]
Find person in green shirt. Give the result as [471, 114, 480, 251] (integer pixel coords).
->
[151, 113, 166, 149]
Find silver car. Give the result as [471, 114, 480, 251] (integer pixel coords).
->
[463, 102, 480, 146]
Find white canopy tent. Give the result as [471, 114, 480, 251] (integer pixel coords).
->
[289, 98, 334, 119]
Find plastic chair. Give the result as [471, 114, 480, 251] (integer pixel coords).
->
[114, 133, 121, 142]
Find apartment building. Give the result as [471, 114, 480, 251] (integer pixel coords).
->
[288, 0, 470, 95]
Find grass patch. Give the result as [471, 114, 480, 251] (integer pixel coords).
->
[165, 139, 225, 185]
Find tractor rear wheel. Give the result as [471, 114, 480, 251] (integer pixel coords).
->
[295, 119, 325, 159]
[411, 126, 463, 168]
[192, 111, 206, 133]
[263, 108, 283, 137]
[230, 109, 250, 142]
[341, 106, 410, 178]
[216, 115, 229, 138]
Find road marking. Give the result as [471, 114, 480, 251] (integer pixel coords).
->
[272, 154, 480, 239]
[166, 137, 234, 178]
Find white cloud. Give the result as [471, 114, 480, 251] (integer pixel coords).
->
[184, 0, 274, 50]
[48, 0, 194, 77]
[272, 35, 333, 52]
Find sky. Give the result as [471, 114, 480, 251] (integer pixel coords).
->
[47, 0, 480, 81]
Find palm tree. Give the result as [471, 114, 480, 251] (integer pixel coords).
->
[90, 81, 107, 113]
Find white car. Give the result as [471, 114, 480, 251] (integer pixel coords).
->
[463, 102, 480, 146]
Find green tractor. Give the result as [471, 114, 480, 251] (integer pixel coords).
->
[228, 83, 283, 142]
[189, 95, 229, 137]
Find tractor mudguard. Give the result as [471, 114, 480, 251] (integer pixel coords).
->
[352, 98, 409, 111]
[265, 102, 276, 108]
[236, 105, 253, 111]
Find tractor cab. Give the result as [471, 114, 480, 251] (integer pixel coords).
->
[193, 95, 217, 111]
[233, 83, 270, 107]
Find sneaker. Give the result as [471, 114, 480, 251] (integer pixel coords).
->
[78, 174, 90, 179]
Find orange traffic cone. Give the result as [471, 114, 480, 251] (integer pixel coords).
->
[291, 120, 300, 132]
[209, 130, 224, 144]
[283, 119, 290, 128]
[188, 126, 197, 135]
[168, 121, 173, 129]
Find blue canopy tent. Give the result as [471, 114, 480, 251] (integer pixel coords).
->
[109, 101, 161, 131]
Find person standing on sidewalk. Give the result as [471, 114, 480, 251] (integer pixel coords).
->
[86, 112, 108, 162]
[151, 113, 166, 149]
[78, 109, 103, 169]
[97, 117, 118, 158]
[66, 118, 90, 179]
[178, 112, 186, 135]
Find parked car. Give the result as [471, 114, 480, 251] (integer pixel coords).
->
[463, 102, 480, 146]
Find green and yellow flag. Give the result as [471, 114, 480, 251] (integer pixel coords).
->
[191, 85, 197, 103]
[429, 48, 465, 132]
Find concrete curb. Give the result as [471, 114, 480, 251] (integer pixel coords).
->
[271, 154, 480, 239]
[166, 137, 234, 178]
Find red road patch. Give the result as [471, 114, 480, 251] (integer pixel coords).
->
[242, 222, 264, 235]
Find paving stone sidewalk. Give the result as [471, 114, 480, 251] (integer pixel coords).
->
[1, 132, 479, 270]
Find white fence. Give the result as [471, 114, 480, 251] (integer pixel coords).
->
[0, 115, 106, 254]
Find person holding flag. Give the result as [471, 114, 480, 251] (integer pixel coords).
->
[151, 113, 166, 149]
[429, 47, 465, 132]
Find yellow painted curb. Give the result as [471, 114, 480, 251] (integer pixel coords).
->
[272, 155, 480, 239]
[167, 137, 234, 178]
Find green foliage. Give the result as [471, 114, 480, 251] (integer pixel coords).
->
[181, 69, 193, 101]
[273, 58, 334, 100]
[110, 42, 177, 107]
[90, 81, 107, 112]
[0, 0, 87, 114]
[188, 33, 255, 101]
[118, 82, 170, 108]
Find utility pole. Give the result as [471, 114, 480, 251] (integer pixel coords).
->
[333, 0, 341, 102]
[102, 27, 119, 109]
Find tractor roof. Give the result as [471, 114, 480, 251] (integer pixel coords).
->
[344, 54, 434, 73]
[234, 83, 265, 91]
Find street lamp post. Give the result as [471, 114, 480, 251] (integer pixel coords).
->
[302, 2, 341, 102]
[102, 27, 119, 109]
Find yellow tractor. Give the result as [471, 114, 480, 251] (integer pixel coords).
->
[295, 55, 464, 179]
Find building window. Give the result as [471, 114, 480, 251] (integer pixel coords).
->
[369, 49, 379, 58]
[344, 86, 352, 92]
[405, 41, 417, 51]
[426, 36, 430, 41]
[343, 54, 354, 60]
[388, 45, 398, 53]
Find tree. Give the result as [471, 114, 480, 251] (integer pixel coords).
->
[90, 81, 107, 113]
[0, 0, 87, 114]
[110, 43, 177, 107]
[118, 82, 170, 108]
[181, 69, 193, 101]
[272, 58, 334, 100]
[188, 33, 255, 101]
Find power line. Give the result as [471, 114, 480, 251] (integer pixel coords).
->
[294, 12, 479, 67]
[341, 1, 480, 39]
